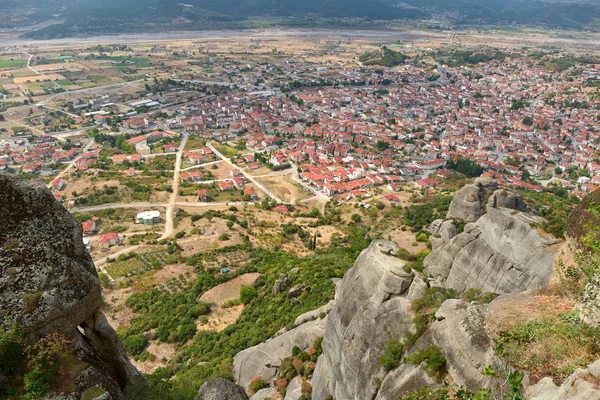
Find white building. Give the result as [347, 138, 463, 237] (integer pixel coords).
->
[135, 210, 161, 224]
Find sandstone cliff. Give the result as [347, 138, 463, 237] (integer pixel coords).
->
[0, 174, 141, 399]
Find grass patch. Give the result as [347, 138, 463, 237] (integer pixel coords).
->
[498, 310, 600, 384]
[81, 386, 107, 400]
[0, 59, 27, 67]
[184, 136, 207, 151]
[213, 143, 239, 159]
[80, 81, 98, 88]
[106, 258, 145, 278]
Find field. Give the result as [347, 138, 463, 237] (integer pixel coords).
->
[256, 175, 313, 203]
[0, 59, 27, 67]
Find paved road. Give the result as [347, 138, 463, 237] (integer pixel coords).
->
[207, 143, 283, 203]
[174, 201, 245, 207]
[181, 160, 221, 171]
[72, 202, 166, 213]
[162, 135, 188, 240]
[23, 52, 64, 91]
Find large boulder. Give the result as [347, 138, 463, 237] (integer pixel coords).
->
[195, 378, 248, 400]
[0, 175, 101, 335]
[0, 174, 141, 398]
[233, 317, 327, 390]
[446, 177, 498, 223]
[486, 189, 532, 214]
[424, 207, 560, 294]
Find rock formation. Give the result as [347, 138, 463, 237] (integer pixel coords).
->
[424, 206, 560, 293]
[195, 378, 249, 400]
[0, 174, 141, 398]
[446, 177, 498, 222]
[312, 241, 417, 400]
[311, 187, 568, 399]
[233, 316, 327, 391]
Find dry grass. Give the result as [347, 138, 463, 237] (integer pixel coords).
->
[489, 293, 600, 384]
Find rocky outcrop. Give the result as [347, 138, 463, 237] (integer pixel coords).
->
[195, 378, 248, 400]
[312, 241, 416, 400]
[376, 300, 496, 399]
[425, 207, 560, 294]
[486, 188, 532, 214]
[272, 273, 291, 295]
[428, 219, 457, 250]
[526, 359, 600, 400]
[233, 317, 327, 390]
[311, 240, 506, 400]
[446, 177, 498, 222]
[0, 174, 141, 398]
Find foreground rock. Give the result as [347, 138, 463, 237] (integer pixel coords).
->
[195, 378, 248, 400]
[0, 174, 141, 398]
[312, 241, 417, 400]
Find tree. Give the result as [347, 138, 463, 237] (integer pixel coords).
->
[521, 169, 531, 181]
[375, 140, 389, 151]
[351, 214, 362, 223]
[240, 285, 258, 304]
[226, 221, 234, 230]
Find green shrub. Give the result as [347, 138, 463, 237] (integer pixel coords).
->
[123, 334, 148, 356]
[219, 233, 230, 241]
[404, 345, 446, 377]
[249, 376, 267, 393]
[240, 285, 258, 304]
[416, 232, 428, 242]
[379, 338, 404, 372]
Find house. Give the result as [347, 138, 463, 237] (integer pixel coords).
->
[274, 205, 290, 214]
[112, 154, 128, 164]
[83, 238, 91, 252]
[243, 187, 257, 201]
[232, 176, 244, 189]
[135, 210, 161, 224]
[82, 221, 96, 235]
[51, 177, 65, 191]
[383, 194, 400, 202]
[219, 181, 235, 191]
[197, 189, 209, 201]
[97, 232, 121, 249]
[164, 144, 177, 153]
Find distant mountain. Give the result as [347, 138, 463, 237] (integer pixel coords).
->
[6, 0, 600, 38]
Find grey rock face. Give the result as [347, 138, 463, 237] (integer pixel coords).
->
[233, 317, 327, 390]
[294, 301, 334, 327]
[0, 174, 141, 398]
[428, 219, 457, 250]
[195, 378, 248, 400]
[525, 359, 600, 400]
[284, 376, 303, 400]
[375, 299, 496, 399]
[446, 177, 498, 223]
[486, 189, 532, 214]
[0, 175, 100, 335]
[424, 207, 560, 293]
[272, 273, 291, 295]
[250, 387, 276, 400]
[312, 241, 415, 400]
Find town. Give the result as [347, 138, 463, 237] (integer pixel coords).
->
[1, 33, 598, 273]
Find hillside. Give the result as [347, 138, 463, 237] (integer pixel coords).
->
[9, 0, 600, 38]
